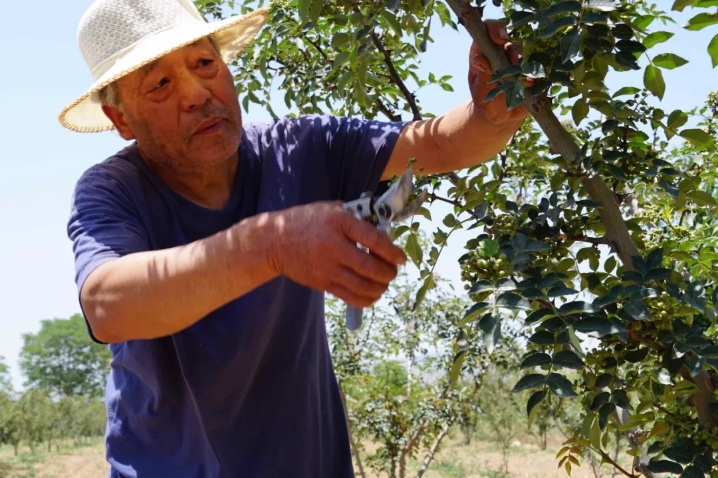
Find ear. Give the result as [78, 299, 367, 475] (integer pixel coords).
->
[101, 105, 136, 141]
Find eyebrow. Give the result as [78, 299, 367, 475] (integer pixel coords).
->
[138, 40, 207, 78]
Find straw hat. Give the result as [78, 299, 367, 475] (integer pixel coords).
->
[58, 0, 269, 133]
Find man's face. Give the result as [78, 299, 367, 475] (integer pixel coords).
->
[102, 39, 242, 172]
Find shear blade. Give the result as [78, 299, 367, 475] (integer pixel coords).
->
[375, 167, 415, 217]
[393, 188, 429, 223]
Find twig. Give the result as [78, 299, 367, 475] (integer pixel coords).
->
[415, 423, 452, 478]
[377, 98, 402, 122]
[371, 32, 423, 121]
[652, 402, 698, 425]
[429, 193, 480, 220]
[568, 235, 608, 246]
[598, 449, 635, 478]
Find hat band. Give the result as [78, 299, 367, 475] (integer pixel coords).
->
[90, 20, 199, 80]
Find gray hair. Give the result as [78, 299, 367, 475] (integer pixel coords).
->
[97, 36, 222, 110]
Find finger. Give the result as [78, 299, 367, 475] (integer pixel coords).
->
[469, 52, 491, 81]
[484, 19, 509, 46]
[327, 283, 377, 309]
[505, 42, 523, 66]
[337, 243, 399, 285]
[330, 266, 388, 303]
[339, 214, 407, 266]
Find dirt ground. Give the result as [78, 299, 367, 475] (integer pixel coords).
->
[0, 434, 629, 478]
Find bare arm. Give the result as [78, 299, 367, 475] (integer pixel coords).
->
[382, 99, 524, 180]
[81, 202, 406, 344]
[381, 20, 529, 181]
[81, 211, 279, 343]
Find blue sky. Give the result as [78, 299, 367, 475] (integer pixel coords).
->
[0, 0, 715, 391]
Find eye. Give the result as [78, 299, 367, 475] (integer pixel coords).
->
[151, 78, 169, 91]
[197, 58, 214, 68]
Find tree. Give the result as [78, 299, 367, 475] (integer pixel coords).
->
[19, 314, 111, 398]
[198, 0, 718, 475]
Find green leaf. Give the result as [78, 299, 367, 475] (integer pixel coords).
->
[644, 64, 665, 100]
[478, 313, 502, 353]
[297, 0, 312, 21]
[461, 302, 490, 325]
[497, 292, 532, 311]
[529, 331, 556, 345]
[624, 347, 650, 363]
[672, 0, 693, 11]
[520, 352, 552, 369]
[684, 12, 718, 31]
[643, 31, 674, 49]
[448, 350, 466, 388]
[558, 301, 599, 315]
[653, 53, 689, 69]
[561, 29, 582, 63]
[331, 33, 350, 48]
[685, 190, 718, 206]
[613, 86, 641, 97]
[646, 460, 683, 474]
[512, 374, 546, 392]
[553, 350, 585, 369]
[709, 33, 718, 68]
[380, 10, 402, 37]
[545, 1, 582, 17]
[572, 98, 589, 125]
[405, 233, 423, 266]
[667, 109, 689, 130]
[547, 373, 578, 397]
[587, 0, 616, 11]
[680, 128, 713, 147]
[591, 391, 611, 410]
[443, 213, 459, 228]
[506, 82, 525, 110]
[623, 301, 651, 320]
[527, 390, 547, 418]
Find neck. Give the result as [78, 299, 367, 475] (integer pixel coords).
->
[139, 147, 239, 210]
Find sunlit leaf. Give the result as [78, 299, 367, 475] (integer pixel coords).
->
[644, 64, 665, 99]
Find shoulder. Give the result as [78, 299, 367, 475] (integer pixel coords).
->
[71, 144, 145, 212]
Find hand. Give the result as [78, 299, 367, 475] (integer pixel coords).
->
[269, 201, 407, 308]
[468, 19, 531, 124]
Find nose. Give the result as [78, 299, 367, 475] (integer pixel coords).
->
[177, 70, 211, 112]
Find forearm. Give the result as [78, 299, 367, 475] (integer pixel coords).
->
[384, 100, 524, 180]
[81, 213, 281, 343]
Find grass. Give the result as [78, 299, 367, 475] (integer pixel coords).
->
[0, 431, 633, 478]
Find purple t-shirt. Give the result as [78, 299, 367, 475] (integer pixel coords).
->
[67, 115, 407, 478]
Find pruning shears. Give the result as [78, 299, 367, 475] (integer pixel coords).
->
[342, 166, 429, 330]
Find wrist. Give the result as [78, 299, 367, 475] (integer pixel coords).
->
[226, 212, 285, 281]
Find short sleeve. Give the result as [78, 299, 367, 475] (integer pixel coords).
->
[67, 164, 150, 305]
[318, 116, 409, 202]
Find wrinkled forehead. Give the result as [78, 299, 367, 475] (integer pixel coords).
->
[119, 37, 219, 87]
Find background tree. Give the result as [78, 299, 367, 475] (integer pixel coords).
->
[194, 0, 718, 475]
[19, 314, 111, 398]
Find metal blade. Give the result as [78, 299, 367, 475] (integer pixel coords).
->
[374, 166, 415, 220]
[393, 187, 429, 223]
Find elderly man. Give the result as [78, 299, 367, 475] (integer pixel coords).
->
[60, 0, 527, 476]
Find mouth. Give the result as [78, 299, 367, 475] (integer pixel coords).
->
[193, 118, 225, 136]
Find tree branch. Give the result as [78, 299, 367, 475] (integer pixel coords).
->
[444, 0, 640, 269]
[377, 98, 403, 122]
[371, 32, 423, 121]
[415, 423, 451, 478]
[429, 193, 481, 220]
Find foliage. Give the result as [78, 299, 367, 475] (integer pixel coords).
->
[196, 0, 718, 475]
[19, 314, 111, 399]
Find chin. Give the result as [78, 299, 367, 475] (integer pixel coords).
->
[191, 127, 241, 164]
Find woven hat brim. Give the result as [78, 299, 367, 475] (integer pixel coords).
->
[58, 7, 269, 133]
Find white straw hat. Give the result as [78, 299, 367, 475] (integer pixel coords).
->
[59, 0, 269, 133]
